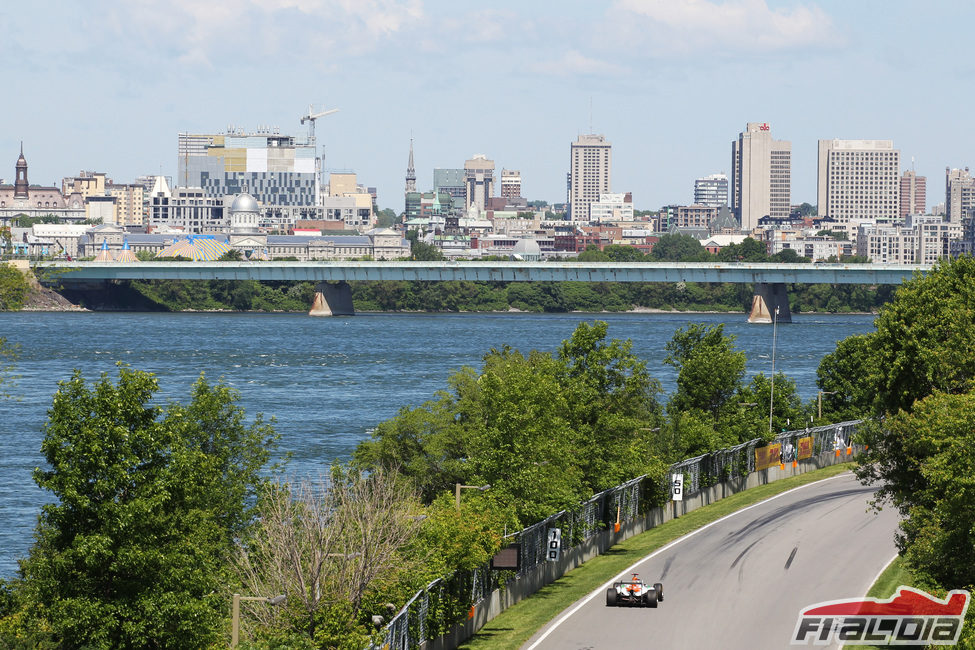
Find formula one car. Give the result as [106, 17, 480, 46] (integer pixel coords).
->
[606, 573, 664, 608]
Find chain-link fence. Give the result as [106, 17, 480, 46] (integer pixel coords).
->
[370, 420, 862, 649]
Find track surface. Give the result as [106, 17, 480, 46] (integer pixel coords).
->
[525, 472, 899, 650]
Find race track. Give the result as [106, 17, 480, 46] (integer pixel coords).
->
[525, 472, 900, 650]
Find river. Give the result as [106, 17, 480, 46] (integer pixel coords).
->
[0, 311, 875, 577]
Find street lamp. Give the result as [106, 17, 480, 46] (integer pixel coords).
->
[817, 390, 837, 420]
[455, 483, 491, 510]
[231, 593, 286, 647]
[769, 306, 780, 434]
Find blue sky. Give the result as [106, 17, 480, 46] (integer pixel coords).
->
[1, 1, 971, 211]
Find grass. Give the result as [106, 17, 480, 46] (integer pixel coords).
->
[866, 555, 911, 599]
[460, 462, 854, 650]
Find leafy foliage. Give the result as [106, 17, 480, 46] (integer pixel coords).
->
[354, 321, 666, 524]
[14, 367, 278, 649]
[0, 263, 30, 310]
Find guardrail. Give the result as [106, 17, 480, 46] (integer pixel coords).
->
[371, 420, 861, 649]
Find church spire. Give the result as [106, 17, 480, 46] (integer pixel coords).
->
[405, 138, 416, 194]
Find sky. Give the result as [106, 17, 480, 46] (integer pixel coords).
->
[2, 1, 973, 211]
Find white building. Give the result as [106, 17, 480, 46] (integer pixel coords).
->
[817, 139, 901, 223]
[856, 215, 960, 264]
[731, 123, 791, 231]
[569, 134, 612, 221]
[694, 173, 729, 207]
[589, 193, 633, 223]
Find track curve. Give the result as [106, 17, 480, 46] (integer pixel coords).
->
[525, 472, 899, 650]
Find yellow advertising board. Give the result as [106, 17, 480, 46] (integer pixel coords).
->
[755, 443, 782, 471]
[797, 436, 814, 460]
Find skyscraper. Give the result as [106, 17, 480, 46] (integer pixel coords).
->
[731, 123, 791, 231]
[945, 167, 975, 224]
[694, 173, 729, 207]
[500, 169, 521, 199]
[464, 154, 494, 212]
[899, 170, 926, 219]
[568, 133, 612, 221]
[817, 139, 900, 223]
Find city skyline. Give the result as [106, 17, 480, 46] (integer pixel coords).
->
[2, 1, 972, 210]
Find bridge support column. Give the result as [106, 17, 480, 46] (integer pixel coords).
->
[308, 281, 355, 317]
[748, 282, 792, 323]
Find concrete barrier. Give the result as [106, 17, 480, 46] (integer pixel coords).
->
[424, 449, 853, 650]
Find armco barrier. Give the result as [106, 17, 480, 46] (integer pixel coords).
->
[371, 421, 861, 650]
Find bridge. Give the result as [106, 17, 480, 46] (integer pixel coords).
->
[38, 260, 930, 321]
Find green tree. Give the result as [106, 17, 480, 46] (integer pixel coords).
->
[375, 208, 398, 228]
[18, 366, 278, 649]
[649, 234, 712, 262]
[218, 248, 243, 261]
[815, 334, 876, 422]
[716, 237, 767, 262]
[664, 323, 746, 424]
[602, 244, 646, 262]
[0, 263, 30, 310]
[768, 248, 809, 263]
[575, 246, 611, 262]
[406, 230, 445, 261]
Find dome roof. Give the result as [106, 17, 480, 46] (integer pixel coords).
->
[512, 239, 541, 256]
[230, 192, 259, 214]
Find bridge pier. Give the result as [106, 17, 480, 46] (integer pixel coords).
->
[308, 281, 355, 317]
[748, 282, 792, 323]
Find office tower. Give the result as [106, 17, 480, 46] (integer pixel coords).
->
[177, 128, 318, 226]
[945, 167, 975, 224]
[464, 154, 495, 212]
[817, 139, 900, 223]
[694, 173, 729, 207]
[568, 133, 612, 221]
[433, 168, 466, 209]
[731, 123, 791, 231]
[500, 169, 522, 199]
[899, 170, 926, 219]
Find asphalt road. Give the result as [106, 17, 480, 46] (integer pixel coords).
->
[524, 472, 900, 650]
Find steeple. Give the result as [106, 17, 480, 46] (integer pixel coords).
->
[405, 138, 416, 194]
[14, 142, 28, 200]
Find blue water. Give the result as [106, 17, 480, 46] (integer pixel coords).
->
[0, 311, 875, 577]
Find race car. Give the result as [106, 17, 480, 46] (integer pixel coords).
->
[606, 573, 664, 608]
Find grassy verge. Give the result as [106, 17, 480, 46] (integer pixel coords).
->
[460, 462, 854, 650]
[866, 555, 911, 599]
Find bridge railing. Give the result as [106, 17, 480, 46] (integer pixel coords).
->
[369, 420, 861, 650]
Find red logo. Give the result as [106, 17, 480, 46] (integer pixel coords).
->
[759, 123, 770, 131]
[793, 587, 970, 645]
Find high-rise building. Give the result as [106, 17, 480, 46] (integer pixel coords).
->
[177, 128, 319, 226]
[694, 173, 729, 207]
[899, 170, 926, 219]
[945, 167, 975, 224]
[433, 168, 466, 209]
[464, 154, 494, 212]
[500, 169, 521, 199]
[107, 183, 145, 226]
[731, 123, 791, 231]
[589, 193, 633, 222]
[568, 134, 612, 222]
[817, 139, 900, 223]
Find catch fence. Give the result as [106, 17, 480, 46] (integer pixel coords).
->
[371, 420, 861, 649]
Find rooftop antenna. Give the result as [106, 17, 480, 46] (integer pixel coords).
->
[589, 96, 593, 134]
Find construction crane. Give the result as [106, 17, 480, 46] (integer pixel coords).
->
[300, 104, 338, 147]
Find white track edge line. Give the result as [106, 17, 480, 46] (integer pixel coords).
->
[525, 472, 850, 650]
[838, 551, 901, 650]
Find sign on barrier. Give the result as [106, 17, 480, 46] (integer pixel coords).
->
[797, 436, 814, 460]
[755, 443, 782, 471]
[672, 473, 684, 501]
[547, 528, 561, 561]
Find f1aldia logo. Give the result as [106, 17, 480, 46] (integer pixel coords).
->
[792, 586, 970, 645]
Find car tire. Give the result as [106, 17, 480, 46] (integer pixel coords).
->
[606, 588, 617, 607]
[644, 589, 658, 608]
[654, 582, 664, 602]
